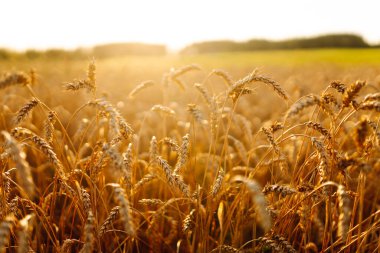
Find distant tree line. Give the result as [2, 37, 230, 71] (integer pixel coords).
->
[0, 43, 166, 61]
[180, 34, 373, 54]
[0, 34, 378, 60]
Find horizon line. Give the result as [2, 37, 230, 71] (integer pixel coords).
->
[1, 33, 379, 53]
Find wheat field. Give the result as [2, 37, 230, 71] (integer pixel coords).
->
[1, 54, 380, 253]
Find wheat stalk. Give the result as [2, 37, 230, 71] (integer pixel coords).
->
[262, 184, 297, 197]
[211, 69, 234, 86]
[194, 83, 215, 109]
[329, 80, 346, 93]
[161, 137, 180, 151]
[79, 211, 95, 253]
[210, 167, 225, 197]
[2, 131, 35, 199]
[170, 64, 200, 79]
[113, 185, 135, 236]
[149, 136, 158, 166]
[88, 99, 133, 139]
[337, 185, 351, 241]
[151, 104, 176, 117]
[11, 127, 64, 176]
[233, 176, 271, 232]
[209, 245, 238, 253]
[43, 111, 57, 144]
[61, 239, 81, 253]
[98, 206, 120, 237]
[311, 137, 329, 184]
[285, 94, 320, 119]
[258, 235, 296, 253]
[182, 209, 196, 233]
[14, 98, 39, 125]
[138, 199, 164, 207]
[342, 81, 366, 108]
[133, 174, 156, 192]
[305, 121, 332, 140]
[0, 72, 29, 90]
[64, 79, 92, 92]
[269, 122, 284, 133]
[102, 142, 124, 171]
[64, 61, 96, 94]
[363, 92, 380, 102]
[156, 156, 190, 197]
[187, 104, 208, 125]
[173, 133, 190, 175]
[261, 127, 281, 155]
[228, 70, 288, 100]
[128, 80, 155, 98]
[87, 60, 96, 92]
[121, 143, 133, 186]
[81, 188, 92, 216]
[359, 101, 380, 112]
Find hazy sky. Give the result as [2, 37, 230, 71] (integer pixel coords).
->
[1, 0, 379, 51]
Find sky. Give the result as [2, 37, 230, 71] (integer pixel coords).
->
[1, 0, 379, 51]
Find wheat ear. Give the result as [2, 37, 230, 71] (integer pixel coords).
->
[210, 167, 225, 197]
[337, 185, 351, 241]
[14, 98, 39, 125]
[156, 156, 190, 197]
[79, 211, 95, 253]
[173, 133, 190, 175]
[128, 80, 155, 98]
[233, 176, 271, 232]
[99, 206, 120, 237]
[113, 186, 135, 236]
[0, 72, 29, 90]
[2, 131, 35, 199]
[342, 81, 366, 108]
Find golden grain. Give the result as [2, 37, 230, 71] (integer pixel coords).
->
[1, 61, 379, 252]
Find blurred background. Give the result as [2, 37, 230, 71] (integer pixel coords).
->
[0, 0, 379, 58]
[1, 0, 380, 104]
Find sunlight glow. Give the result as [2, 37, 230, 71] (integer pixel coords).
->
[1, 0, 379, 51]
